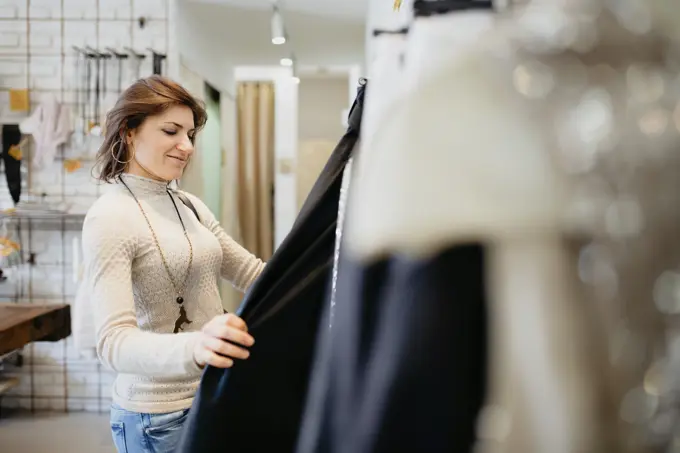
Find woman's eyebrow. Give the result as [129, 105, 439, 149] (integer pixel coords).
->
[163, 121, 195, 131]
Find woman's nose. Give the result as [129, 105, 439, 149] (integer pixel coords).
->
[177, 136, 194, 154]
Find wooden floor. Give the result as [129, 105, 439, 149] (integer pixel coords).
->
[0, 409, 115, 453]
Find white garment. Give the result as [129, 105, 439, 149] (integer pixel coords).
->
[346, 11, 592, 453]
[72, 237, 93, 357]
[80, 174, 265, 414]
[19, 94, 72, 169]
[347, 12, 569, 259]
[73, 258, 97, 360]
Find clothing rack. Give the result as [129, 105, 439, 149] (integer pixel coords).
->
[72, 45, 157, 61]
[0, 18, 161, 23]
[413, 0, 494, 16]
[371, 1, 497, 40]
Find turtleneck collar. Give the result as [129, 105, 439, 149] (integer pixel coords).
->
[119, 173, 172, 197]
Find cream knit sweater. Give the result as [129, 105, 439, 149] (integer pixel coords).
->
[82, 173, 265, 414]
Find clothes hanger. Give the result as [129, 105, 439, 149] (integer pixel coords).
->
[124, 47, 146, 80]
[105, 48, 129, 94]
[85, 47, 110, 133]
[147, 49, 167, 76]
[373, 27, 409, 37]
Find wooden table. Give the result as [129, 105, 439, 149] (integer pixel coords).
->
[0, 303, 71, 357]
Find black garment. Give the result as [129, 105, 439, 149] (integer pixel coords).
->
[297, 244, 488, 453]
[1, 124, 22, 205]
[176, 84, 367, 453]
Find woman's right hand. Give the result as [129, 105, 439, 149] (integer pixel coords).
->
[193, 313, 255, 369]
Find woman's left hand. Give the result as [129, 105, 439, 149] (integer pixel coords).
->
[193, 313, 255, 369]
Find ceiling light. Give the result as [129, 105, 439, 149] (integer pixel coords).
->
[271, 5, 286, 45]
[292, 77, 300, 84]
[280, 58, 293, 67]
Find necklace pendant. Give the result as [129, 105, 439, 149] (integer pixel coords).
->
[173, 304, 193, 334]
[176, 296, 184, 304]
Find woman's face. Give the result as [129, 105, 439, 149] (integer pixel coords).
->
[127, 105, 196, 181]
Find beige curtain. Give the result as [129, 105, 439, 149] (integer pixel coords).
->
[236, 82, 275, 261]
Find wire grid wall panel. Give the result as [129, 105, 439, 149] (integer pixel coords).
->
[0, 0, 170, 413]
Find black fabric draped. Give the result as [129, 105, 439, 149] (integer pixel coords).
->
[1, 124, 22, 205]
[296, 244, 489, 453]
[176, 83, 367, 453]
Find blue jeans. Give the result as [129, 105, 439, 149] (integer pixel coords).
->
[109, 403, 190, 453]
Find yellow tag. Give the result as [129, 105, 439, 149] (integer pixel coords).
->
[1, 208, 16, 215]
[393, 0, 402, 11]
[9, 89, 30, 111]
[64, 158, 82, 173]
[8, 145, 22, 160]
[0, 243, 19, 256]
[0, 237, 20, 251]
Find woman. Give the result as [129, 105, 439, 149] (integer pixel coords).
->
[81, 75, 265, 453]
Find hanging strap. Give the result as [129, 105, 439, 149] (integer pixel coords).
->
[175, 192, 201, 223]
[175, 190, 226, 313]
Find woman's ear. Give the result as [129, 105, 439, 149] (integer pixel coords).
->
[126, 126, 138, 144]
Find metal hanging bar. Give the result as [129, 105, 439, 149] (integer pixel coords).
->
[413, 0, 493, 17]
[373, 27, 410, 37]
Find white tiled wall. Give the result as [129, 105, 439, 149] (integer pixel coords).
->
[0, 0, 171, 412]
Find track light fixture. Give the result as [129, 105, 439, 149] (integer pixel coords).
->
[271, 4, 286, 45]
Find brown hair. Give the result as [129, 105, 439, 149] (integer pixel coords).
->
[94, 75, 207, 183]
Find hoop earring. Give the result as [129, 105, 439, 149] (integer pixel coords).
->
[110, 139, 135, 165]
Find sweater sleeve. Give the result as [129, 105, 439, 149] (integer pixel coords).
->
[82, 208, 202, 378]
[183, 192, 266, 292]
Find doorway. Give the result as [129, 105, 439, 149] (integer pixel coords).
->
[296, 74, 350, 210]
[235, 81, 276, 261]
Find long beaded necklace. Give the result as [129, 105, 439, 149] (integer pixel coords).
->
[119, 176, 194, 333]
